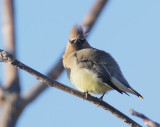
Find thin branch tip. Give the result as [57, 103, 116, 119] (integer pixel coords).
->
[130, 109, 160, 127]
[0, 50, 14, 63]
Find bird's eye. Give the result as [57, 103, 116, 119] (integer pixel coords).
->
[69, 39, 76, 44]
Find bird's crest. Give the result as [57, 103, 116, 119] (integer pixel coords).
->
[69, 25, 85, 41]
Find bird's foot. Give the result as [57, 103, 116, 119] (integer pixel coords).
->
[99, 92, 106, 101]
[84, 91, 89, 99]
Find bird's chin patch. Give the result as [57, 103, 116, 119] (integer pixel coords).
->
[73, 43, 84, 50]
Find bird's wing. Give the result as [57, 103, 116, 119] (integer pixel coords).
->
[75, 48, 143, 98]
[75, 48, 126, 94]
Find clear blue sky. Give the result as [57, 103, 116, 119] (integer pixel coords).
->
[0, 0, 160, 126]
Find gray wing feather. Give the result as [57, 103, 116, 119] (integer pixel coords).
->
[75, 48, 143, 97]
[75, 48, 126, 94]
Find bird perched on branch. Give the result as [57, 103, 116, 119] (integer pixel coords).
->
[63, 25, 143, 100]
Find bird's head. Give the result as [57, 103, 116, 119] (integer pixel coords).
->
[68, 25, 90, 50]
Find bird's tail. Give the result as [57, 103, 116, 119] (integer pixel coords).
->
[128, 88, 143, 99]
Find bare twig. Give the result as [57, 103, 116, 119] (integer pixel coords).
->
[22, 0, 108, 106]
[2, 0, 20, 91]
[130, 109, 160, 127]
[0, 50, 142, 127]
[21, 58, 63, 106]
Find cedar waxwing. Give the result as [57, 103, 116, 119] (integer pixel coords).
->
[63, 25, 143, 100]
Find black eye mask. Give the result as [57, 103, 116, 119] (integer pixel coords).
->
[69, 39, 86, 50]
[69, 39, 85, 44]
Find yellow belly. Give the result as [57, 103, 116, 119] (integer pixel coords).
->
[70, 67, 112, 94]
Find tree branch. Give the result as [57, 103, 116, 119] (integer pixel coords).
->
[130, 109, 160, 127]
[22, 0, 109, 106]
[0, 50, 142, 127]
[2, 0, 20, 91]
[1, 1, 20, 126]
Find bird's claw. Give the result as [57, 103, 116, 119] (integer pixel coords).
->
[99, 92, 105, 101]
[84, 91, 89, 99]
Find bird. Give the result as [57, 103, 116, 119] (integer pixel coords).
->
[63, 25, 143, 100]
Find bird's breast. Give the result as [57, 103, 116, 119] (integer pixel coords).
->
[69, 62, 111, 94]
[63, 53, 111, 94]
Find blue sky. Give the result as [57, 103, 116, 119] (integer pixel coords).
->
[0, 0, 160, 126]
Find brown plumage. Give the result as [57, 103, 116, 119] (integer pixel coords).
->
[63, 25, 143, 99]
